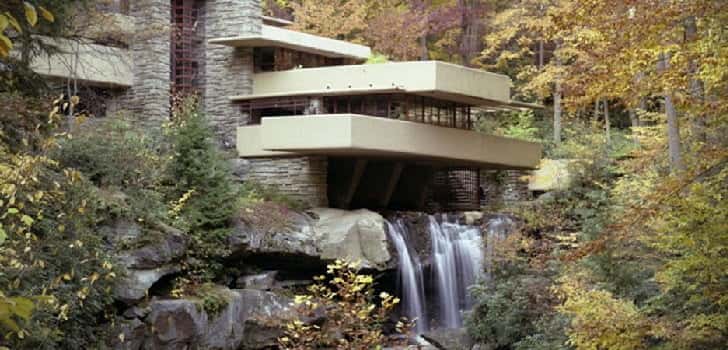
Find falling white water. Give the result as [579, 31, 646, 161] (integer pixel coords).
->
[428, 215, 485, 329]
[388, 214, 512, 333]
[429, 217, 461, 328]
[386, 220, 428, 334]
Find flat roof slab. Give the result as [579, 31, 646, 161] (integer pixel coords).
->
[209, 25, 371, 61]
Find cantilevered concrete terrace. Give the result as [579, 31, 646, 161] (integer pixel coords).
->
[29, 37, 133, 87]
[209, 24, 372, 61]
[230, 61, 521, 108]
[237, 114, 542, 170]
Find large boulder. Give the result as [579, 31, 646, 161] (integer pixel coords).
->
[313, 208, 391, 270]
[114, 223, 188, 304]
[141, 288, 290, 350]
[422, 328, 473, 350]
[230, 210, 319, 257]
[117, 224, 187, 269]
[236, 271, 278, 290]
[114, 265, 180, 303]
[230, 208, 392, 270]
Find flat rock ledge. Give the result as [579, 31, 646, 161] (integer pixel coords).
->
[230, 208, 393, 270]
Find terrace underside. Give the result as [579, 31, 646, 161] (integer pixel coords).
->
[327, 157, 484, 211]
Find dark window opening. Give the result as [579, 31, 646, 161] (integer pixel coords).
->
[253, 47, 356, 72]
[239, 94, 474, 130]
[171, 0, 204, 95]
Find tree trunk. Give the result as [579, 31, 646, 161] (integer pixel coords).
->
[629, 109, 640, 145]
[458, 0, 482, 67]
[685, 16, 706, 145]
[420, 0, 431, 60]
[554, 81, 562, 144]
[594, 98, 600, 124]
[665, 93, 684, 172]
[659, 53, 685, 173]
[420, 35, 428, 60]
[538, 40, 544, 70]
[604, 100, 611, 145]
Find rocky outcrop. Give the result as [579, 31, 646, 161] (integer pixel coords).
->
[236, 271, 278, 290]
[113, 223, 188, 304]
[112, 288, 291, 350]
[422, 328, 474, 350]
[230, 208, 393, 270]
[115, 265, 180, 303]
[315, 208, 391, 270]
[231, 209, 319, 258]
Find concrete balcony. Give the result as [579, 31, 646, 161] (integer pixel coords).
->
[30, 37, 133, 87]
[231, 61, 519, 108]
[209, 24, 371, 61]
[237, 114, 541, 170]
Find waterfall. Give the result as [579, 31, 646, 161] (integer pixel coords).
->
[388, 215, 509, 333]
[386, 220, 428, 334]
[428, 215, 484, 329]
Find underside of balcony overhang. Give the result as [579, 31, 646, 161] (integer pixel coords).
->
[209, 24, 371, 61]
[229, 61, 535, 109]
[237, 114, 542, 170]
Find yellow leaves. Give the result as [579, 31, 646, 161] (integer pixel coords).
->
[0, 31, 11, 58]
[37, 6, 54, 23]
[557, 275, 650, 350]
[23, 2, 37, 27]
[19, 215, 33, 227]
[279, 259, 411, 349]
[0, 14, 7, 31]
[5, 13, 22, 33]
[0, 293, 34, 336]
[0, 4, 54, 57]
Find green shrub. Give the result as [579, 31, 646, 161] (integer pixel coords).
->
[166, 97, 238, 282]
[55, 115, 165, 189]
[239, 181, 304, 211]
[54, 115, 170, 223]
[0, 168, 119, 349]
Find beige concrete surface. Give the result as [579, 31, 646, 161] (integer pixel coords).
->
[29, 37, 133, 87]
[528, 159, 578, 191]
[237, 114, 542, 169]
[231, 61, 513, 107]
[209, 24, 371, 60]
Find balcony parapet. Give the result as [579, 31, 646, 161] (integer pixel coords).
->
[237, 114, 542, 169]
[231, 61, 518, 108]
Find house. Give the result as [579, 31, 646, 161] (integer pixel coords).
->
[30, 0, 542, 211]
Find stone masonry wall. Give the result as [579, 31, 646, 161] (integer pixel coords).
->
[203, 0, 262, 148]
[239, 156, 329, 208]
[125, 0, 171, 129]
[480, 169, 531, 207]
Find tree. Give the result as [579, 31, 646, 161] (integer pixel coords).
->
[477, 0, 562, 142]
[289, 0, 369, 43]
[0, 1, 55, 58]
[167, 97, 238, 282]
[544, 0, 727, 169]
